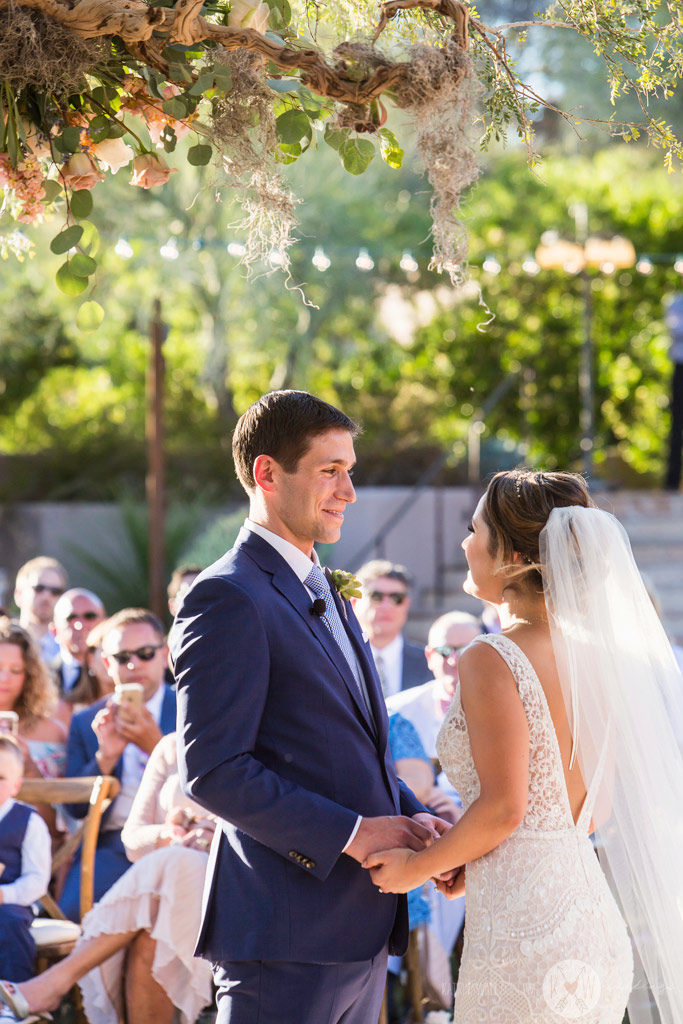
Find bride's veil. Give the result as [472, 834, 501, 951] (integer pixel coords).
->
[540, 505, 683, 1024]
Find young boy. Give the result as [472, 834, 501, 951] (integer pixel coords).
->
[0, 736, 51, 980]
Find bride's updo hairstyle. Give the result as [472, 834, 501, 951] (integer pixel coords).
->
[482, 470, 595, 590]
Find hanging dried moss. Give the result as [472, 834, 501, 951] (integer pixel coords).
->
[397, 39, 481, 286]
[209, 49, 297, 270]
[0, 8, 105, 92]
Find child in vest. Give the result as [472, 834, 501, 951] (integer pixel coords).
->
[0, 735, 51, 981]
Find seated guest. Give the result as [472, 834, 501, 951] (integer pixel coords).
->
[0, 735, 51, 983]
[0, 732, 213, 1024]
[352, 560, 429, 697]
[13, 558, 68, 666]
[50, 590, 106, 698]
[60, 609, 176, 921]
[0, 618, 66, 841]
[55, 621, 115, 731]
[167, 565, 202, 620]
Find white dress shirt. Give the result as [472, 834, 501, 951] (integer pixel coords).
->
[0, 798, 51, 906]
[106, 683, 166, 830]
[370, 635, 404, 699]
[245, 519, 363, 850]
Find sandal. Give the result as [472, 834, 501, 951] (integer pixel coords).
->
[0, 984, 51, 1024]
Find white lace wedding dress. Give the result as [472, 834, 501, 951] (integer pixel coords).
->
[437, 634, 633, 1022]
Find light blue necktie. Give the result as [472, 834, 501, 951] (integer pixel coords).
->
[305, 565, 371, 716]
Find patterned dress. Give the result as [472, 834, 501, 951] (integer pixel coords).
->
[437, 633, 633, 1023]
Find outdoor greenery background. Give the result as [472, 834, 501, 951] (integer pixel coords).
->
[1, 11, 682, 504]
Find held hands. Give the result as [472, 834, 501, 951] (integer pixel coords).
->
[344, 814, 436, 864]
[362, 813, 456, 895]
[433, 865, 466, 900]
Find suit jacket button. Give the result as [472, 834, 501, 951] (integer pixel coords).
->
[288, 850, 297, 859]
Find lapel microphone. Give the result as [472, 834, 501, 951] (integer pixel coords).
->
[311, 598, 327, 616]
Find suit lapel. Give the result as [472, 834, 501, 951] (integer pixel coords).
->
[240, 531, 377, 741]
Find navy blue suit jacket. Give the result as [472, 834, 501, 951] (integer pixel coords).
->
[401, 641, 430, 691]
[64, 685, 177, 820]
[170, 528, 425, 966]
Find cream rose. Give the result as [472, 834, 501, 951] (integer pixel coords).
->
[60, 152, 105, 191]
[130, 153, 177, 189]
[91, 136, 135, 173]
[228, 0, 270, 33]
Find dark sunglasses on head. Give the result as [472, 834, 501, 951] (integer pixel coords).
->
[368, 591, 408, 606]
[109, 644, 163, 665]
[432, 643, 468, 658]
[33, 584, 64, 597]
[66, 611, 100, 623]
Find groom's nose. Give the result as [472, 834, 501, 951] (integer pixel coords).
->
[338, 472, 356, 503]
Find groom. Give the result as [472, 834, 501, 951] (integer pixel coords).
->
[171, 390, 446, 1024]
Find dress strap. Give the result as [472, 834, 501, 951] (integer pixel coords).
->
[471, 633, 535, 701]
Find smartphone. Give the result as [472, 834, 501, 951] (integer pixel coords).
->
[114, 683, 144, 723]
[0, 710, 19, 736]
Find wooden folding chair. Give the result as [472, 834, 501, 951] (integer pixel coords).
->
[18, 775, 120, 966]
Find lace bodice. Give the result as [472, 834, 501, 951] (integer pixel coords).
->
[437, 633, 577, 833]
[436, 633, 632, 1023]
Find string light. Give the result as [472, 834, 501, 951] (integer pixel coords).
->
[482, 255, 501, 275]
[355, 248, 374, 271]
[675, 257, 683, 274]
[227, 241, 246, 257]
[636, 258, 654, 275]
[159, 238, 179, 260]
[522, 256, 540, 275]
[269, 249, 287, 268]
[312, 247, 331, 271]
[114, 238, 133, 259]
[399, 251, 418, 273]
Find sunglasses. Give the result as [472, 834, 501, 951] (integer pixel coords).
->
[66, 611, 101, 623]
[432, 644, 468, 658]
[109, 644, 163, 665]
[368, 591, 408, 606]
[33, 584, 64, 597]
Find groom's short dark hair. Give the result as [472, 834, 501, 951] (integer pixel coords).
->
[233, 390, 359, 491]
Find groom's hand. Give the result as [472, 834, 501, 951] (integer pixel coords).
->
[412, 812, 453, 839]
[345, 815, 434, 863]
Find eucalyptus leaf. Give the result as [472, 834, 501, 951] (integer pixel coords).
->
[162, 97, 188, 119]
[187, 144, 212, 165]
[42, 180, 63, 203]
[188, 73, 215, 97]
[70, 190, 94, 220]
[54, 126, 81, 154]
[70, 252, 97, 278]
[340, 138, 375, 175]
[56, 262, 88, 296]
[267, 78, 300, 94]
[168, 63, 193, 84]
[276, 109, 312, 145]
[50, 225, 83, 255]
[212, 65, 233, 92]
[323, 128, 350, 152]
[76, 301, 105, 333]
[78, 221, 100, 257]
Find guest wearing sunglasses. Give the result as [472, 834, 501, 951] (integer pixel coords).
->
[13, 557, 68, 665]
[50, 589, 106, 697]
[60, 608, 176, 921]
[352, 561, 429, 698]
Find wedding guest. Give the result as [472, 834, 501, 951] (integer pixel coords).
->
[0, 733, 213, 1024]
[353, 560, 429, 697]
[55, 620, 115, 731]
[0, 618, 67, 833]
[13, 558, 68, 666]
[60, 609, 176, 921]
[167, 565, 202, 620]
[0, 736, 51, 983]
[387, 611, 482, 764]
[50, 590, 106, 697]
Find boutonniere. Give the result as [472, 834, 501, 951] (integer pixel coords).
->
[328, 569, 363, 601]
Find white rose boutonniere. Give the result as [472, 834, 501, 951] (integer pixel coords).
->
[328, 569, 362, 601]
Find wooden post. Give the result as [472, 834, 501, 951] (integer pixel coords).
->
[146, 299, 166, 619]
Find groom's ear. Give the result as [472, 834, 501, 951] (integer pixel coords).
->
[253, 454, 278, 494]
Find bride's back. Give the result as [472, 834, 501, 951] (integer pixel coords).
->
[503, 624, 588, 827]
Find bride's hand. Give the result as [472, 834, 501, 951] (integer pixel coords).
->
[433, 865, 466, 900]
[363, 847, 424, 893]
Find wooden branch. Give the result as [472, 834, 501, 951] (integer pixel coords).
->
[0, 0, 467, 106]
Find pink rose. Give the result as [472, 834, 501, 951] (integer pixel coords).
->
[91, 136, 135, 173]
[130, 153, 176, 189]
[228, 0, 270, 32]
[60, 152, 105, 191]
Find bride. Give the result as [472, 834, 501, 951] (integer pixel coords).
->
[365, 469, 683, 1024]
